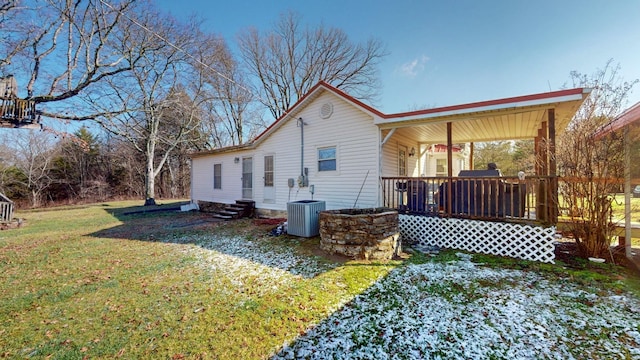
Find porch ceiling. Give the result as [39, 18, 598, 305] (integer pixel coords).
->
[376, 88, 591, 144]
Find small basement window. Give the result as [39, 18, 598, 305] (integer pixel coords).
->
[318, 146, 336, 171]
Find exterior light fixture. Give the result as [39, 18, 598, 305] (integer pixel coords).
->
[409, 147, 416, 157]
[234, 157, 240, 164]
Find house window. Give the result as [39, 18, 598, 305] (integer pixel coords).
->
[264, 155, 274, 186]
[318, 146, 336, 171]
[213, 163, 222, 189]
[436, 159, 447, 176]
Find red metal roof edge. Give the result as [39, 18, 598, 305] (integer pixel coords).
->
[604, 101, 640, 134]
[383, 87, 587, 119]
[430, 144, 462, 152]
[251, 81, 385, 143]
[189, 143, 252, 158]
[191, 82, 588, 157]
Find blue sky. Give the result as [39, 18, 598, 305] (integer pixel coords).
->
[156, 0, 640, 115]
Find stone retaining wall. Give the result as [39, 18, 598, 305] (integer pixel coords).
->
[197, 200, 226, 213]
[319, 208, 400, 260]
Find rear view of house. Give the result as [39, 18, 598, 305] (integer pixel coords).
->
[191, 82, 384, 217]
[190, 81, 592, 263]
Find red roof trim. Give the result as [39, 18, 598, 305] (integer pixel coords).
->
[192, 82, 587, 157]
[383, 88, 587, 119]
[430, 144, 462, 152]
[252, 81, 385, 143]
[603, 101, 640, 134]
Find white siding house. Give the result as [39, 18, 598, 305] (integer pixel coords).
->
[191, 83, 383, 215]
[190, 81, 591, 219]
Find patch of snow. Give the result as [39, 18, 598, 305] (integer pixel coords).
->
[274, 256, 640, 360]
[172, 234, 336, 298]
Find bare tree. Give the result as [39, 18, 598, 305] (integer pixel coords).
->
[238, 11, 387, 119]
[0, 130, 57, 207]
[183, 37, 262, 148]
[0, 1, 17, 25]
[0, 0, 145, 120]
[87, 10, 228, 205]
[557, 60, 638, 258]
[103, 135, 144, 199]
[48, 126, 105, 202]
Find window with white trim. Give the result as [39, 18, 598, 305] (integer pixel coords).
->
[318, 146, 337, 171]
[264, 155, 274, 186]
[436, 159, 447, 176]
[213, 163, 222, 189]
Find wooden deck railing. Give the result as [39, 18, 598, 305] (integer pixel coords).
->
[1, 97, 39, 127]
[382, 176, 557, 225]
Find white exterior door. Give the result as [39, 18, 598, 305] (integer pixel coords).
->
[242, 157, 253, 199]
[398, 146, 407, 176]
[263, 155, 275, 203]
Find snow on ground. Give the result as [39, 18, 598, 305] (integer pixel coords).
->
[172, 234, 337, 297]
[274, 253, 640, 360]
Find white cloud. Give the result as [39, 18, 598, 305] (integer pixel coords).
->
[399, 55, 430, 77]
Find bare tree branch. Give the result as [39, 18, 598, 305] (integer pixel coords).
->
[238, 11, 387, 120]
[558, 60, 639, 258]
[1, 0, 141, 110]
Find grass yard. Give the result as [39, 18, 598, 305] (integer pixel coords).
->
[1, 200, 640, 359]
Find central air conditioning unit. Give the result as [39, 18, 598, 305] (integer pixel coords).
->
[286, 200, 326, 237]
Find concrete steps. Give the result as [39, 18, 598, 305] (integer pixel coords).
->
[211, 200, 255, 220]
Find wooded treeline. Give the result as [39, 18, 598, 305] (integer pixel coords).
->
[0, 126, 192, 207]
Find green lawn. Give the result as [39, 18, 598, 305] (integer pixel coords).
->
[1, 201, 639, 359]
[1, 201, 398, 359]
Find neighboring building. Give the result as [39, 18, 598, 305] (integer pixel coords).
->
[423, 144, 469, 177]
[190, 81, 589, 218]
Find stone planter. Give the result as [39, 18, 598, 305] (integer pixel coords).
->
[319, 208, 400, 260]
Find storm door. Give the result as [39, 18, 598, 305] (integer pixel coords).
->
[263, 155, 275, 203]
[242, 157, 253, 199]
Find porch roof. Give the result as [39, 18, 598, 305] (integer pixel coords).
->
[376, 88, 592, 143]
[600, 101, 640, 134]
[190, 82, 592, 158]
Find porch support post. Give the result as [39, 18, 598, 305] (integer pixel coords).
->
[447, 122, 453, 216]
[540, 121, 548, 176]
[534, 135, 540, 175]
[381, 128, 396, 146]
[379, 128, 397, 208]
[469, 142, 474, 170]
[548, 109, 558, 224]
[624, 125, 632, 259]
[536, 121, 549, 223]
[447, 122, 453, 178]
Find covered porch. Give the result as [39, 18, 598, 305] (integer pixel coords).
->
[375, 88, 591, 263]
[381, 174, 553, 224]
[378, 88, 592, 226]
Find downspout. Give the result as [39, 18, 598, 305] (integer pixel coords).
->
[297, 117, 307, 187]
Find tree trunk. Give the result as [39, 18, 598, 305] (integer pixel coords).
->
[144, 140, 156, 206]
[31, 189, 39, 208]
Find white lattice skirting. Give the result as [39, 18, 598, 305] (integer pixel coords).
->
[399, 215, 556, 263]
